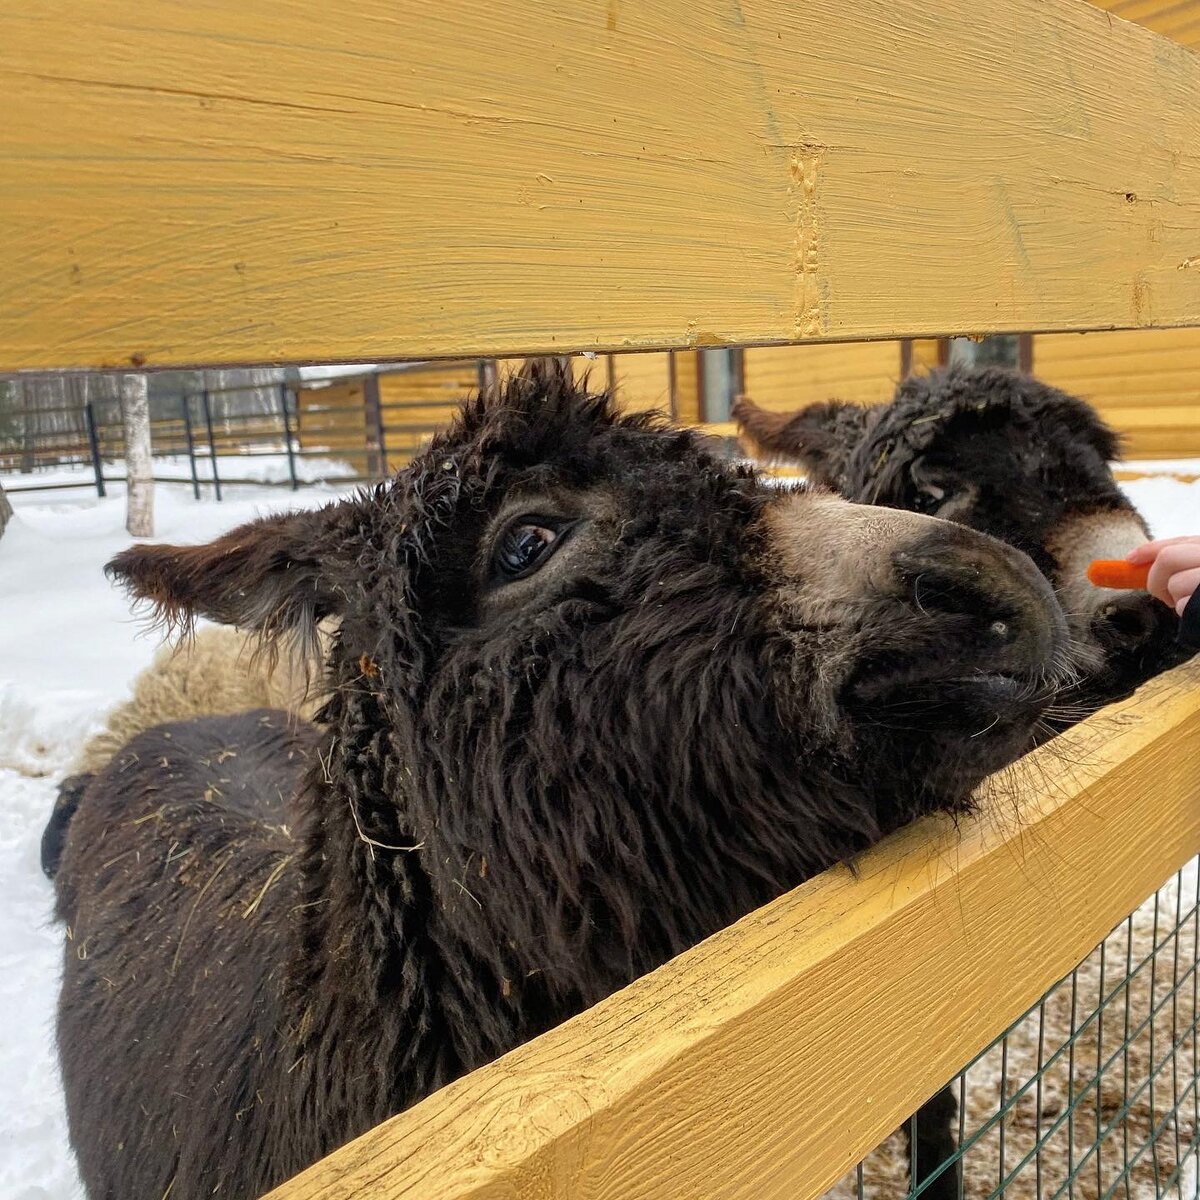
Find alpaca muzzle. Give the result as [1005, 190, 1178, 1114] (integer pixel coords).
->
[763, 491, 1069, 714]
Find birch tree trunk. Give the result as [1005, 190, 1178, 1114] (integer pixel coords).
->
[0, 479, 12, 540]
[120, 373, 154, 537]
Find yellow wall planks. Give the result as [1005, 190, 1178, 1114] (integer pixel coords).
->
[742, 342, 903, 412]
[267, 658, 1200, 1200]
[3, 0, 1200, 371]
[1036, 327, 1200, 458]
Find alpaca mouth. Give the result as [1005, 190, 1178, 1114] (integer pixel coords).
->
[846, 661, 1049, 733]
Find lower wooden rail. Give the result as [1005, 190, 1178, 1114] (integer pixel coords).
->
[268, 657, 1200, 1200]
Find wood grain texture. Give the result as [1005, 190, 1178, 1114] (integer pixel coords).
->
[609, 352, 673, 414]
[672, 351, 702, 424]
[742, 343, 903, 412]
[267, 658, 1200, 1200]
[1035, 326, 1200, 458]
[4, 0, 1200, 371]
[1092, 0, 1200, 52]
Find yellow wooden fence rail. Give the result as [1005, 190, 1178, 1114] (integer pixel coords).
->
[265, 658, 1200, 1200]
[2, 0, 1200, 371]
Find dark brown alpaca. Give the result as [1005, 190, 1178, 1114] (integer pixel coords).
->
[733, 366, 1189, 716]
[52, 362, 1070, 1200]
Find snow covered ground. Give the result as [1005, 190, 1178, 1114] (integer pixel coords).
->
[0, 474, 353, 1199]
[3, 451, 358, 497]
[0, 464, 1198, 1197]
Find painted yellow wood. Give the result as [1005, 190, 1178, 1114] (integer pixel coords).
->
[4, 0, 1200, 371]
[295, 381, 367, 453]
[672, 352, 702, 425]
[376, 364, 480, 463]
[1115, 467, 1200, 483]
[1035, 327, 1200, 458]
[1091, 0, 1200, 51]
[266, 658, 1200, 1200]
[609, 352, 673, 415]
[741, 343, 902, 412]
[908, 339, 944, 375]
[378, 364, 480, 427]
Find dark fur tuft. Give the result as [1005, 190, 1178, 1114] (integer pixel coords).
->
[40, 774, 90, 880]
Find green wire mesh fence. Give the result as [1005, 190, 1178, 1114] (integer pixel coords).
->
[836, 855, 1199, 1200]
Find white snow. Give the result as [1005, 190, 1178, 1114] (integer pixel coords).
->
[1180, 1153, 1200, 1200]
[3, 452, 357, 498]
[0, 462, 1197, 1196]
[295, 363, 380, 382]
[0, 475, 352, 1199]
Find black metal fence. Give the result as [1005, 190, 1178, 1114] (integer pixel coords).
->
[844, 858, 1199, 1200]
[0, 357, 746, 500]
[0, 365, 484, 499]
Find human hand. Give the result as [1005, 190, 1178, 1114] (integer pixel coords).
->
[1126, 536, 1200, 617]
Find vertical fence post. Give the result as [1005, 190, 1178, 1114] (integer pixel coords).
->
[480, 359, 499, 394]
[180, 394, 200, 500]
[200, 388, 222, 501]
[279, 383, 299, 491]
[84, 400, 106, 498]
[364, 374, 387, 480]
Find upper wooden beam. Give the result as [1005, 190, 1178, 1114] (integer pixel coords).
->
[3, 0, 1200, 371]
[266, 658, 1200, 1200]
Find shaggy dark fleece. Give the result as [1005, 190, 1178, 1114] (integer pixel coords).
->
[40, 774, 88, 879]
[733, 366, 1189, 709]
[52, 361, 1069, 1200]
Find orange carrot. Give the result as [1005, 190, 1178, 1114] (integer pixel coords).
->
[1086, 560, 1152, 590]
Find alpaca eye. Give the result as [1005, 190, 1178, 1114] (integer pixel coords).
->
[913, 482, 947, 514]
[494, 520, 563, 581]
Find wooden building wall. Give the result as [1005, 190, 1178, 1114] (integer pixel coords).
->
[1034, 328, 1200, 459]
[377, 362, 480, 464]
[736, 325, 1200, 461]
[300, 323, 1200, 472]
[740, 342, 903, 412]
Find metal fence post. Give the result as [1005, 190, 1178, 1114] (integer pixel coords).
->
[480, 359, 499, 394]
[364, 374, 387, 479]
[279, 383, 299, 491]
[84, 400, 106, 498]
[200, 388, 222, 501]
[180, 394, 201, 500]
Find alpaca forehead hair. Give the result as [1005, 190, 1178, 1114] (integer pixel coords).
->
[886, 367, 1119, 464]
[426, 399, 727, 508]
[452, 360, 622, 448]
[374, 365, 761, 590]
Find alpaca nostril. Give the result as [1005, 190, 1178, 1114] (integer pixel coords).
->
[1094, 596, 1162, 648]
[898, 559, 1002, 623]
[892, 545, 1060, 669]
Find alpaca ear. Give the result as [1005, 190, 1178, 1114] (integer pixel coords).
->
[105, 502, 360, 640]
[731, 395, 869, 485]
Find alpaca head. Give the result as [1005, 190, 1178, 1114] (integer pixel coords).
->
[108, 361, 1068, 992]
[734, 366, 1186, 710]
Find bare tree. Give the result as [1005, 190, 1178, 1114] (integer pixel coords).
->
[0, 479, 12, 540]
[120, 373, 154, 537]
